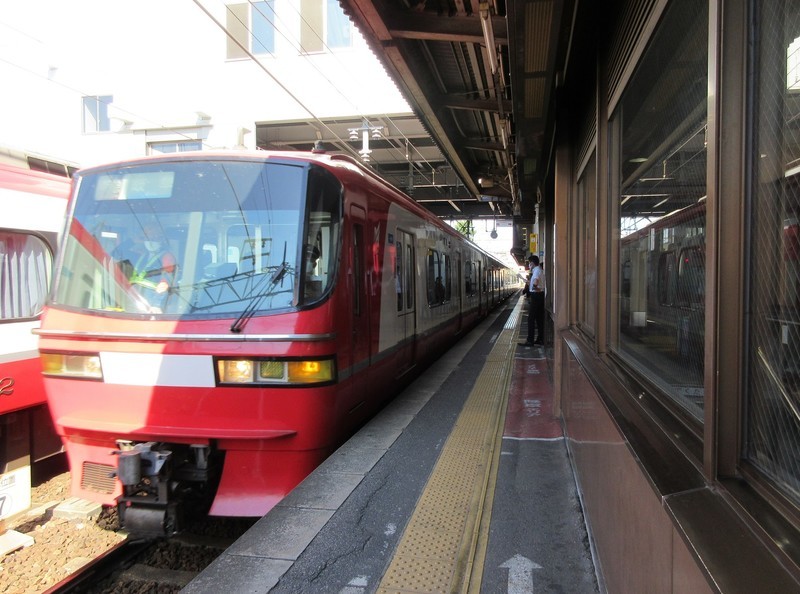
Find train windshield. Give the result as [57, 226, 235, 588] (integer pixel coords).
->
[51, 159, 342, 317]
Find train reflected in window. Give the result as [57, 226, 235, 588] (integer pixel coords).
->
[619, 200, 706, 419]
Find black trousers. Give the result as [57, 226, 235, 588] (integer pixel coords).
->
[527, 291, 544, 342]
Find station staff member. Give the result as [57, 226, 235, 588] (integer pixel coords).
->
[522, 255, 545, 345]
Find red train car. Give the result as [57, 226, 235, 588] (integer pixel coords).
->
[0, 164, 69, 521]
[37, 150, 515, 533]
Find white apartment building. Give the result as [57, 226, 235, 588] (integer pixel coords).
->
[0, 0, 411, 169]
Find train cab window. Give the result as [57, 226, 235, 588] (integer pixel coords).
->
[52, 159, 341, 318]
[611, 0, 707, 422]
[0, 232, 52, 320]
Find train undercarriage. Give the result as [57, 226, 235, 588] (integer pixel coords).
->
[113, 441, 222, 536]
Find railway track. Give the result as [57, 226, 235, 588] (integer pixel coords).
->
[43, 517, 256, 593]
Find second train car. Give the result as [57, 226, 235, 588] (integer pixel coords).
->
[36, 149, 517, 533]
[0, 163, 69, 521]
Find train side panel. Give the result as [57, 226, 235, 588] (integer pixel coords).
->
[0, 164, 69, 521]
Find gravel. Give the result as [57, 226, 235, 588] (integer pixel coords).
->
[0, 473, 126, 594]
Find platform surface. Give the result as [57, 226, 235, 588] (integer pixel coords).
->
[185, 296, 599, 593]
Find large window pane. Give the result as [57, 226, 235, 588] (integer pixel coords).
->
[251, 1, 276, 55]
[748, 0, 800, 502]
[82, 95, 111, 134]
[0, 232, 52, 319]
[327, 0, 353, 48]
[577, 153, 597, 335]
[613, 0, 708, 421]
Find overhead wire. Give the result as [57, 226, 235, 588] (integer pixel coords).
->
[193, 0, 370, 164]
[216, 0, 445, 189]
[2, 5, 455, 197]
[278, 0, 441, 172]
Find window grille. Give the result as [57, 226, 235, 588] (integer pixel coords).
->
[747, 0, 800, 502]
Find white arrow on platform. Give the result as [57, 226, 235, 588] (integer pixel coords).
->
[500, 554, 542, 594]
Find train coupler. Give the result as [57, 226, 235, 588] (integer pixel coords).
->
[113, 442, 178, 535]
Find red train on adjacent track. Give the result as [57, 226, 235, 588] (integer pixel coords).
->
[0, 163, 69, 521]
[37, 150, 517, 533]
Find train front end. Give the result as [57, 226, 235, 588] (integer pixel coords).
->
[37, 154, 345, 533]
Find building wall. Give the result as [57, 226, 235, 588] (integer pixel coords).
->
[549, 0, 800, 590]
[0, 0, 409, 168]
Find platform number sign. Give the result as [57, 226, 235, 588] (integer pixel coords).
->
[0, 467, 30, 520]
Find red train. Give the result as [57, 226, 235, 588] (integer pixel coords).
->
[0, 163, 69, 521]
[37, 150, 517, 533]
[620, 200, 706, 362]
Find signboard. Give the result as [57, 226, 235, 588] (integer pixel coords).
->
[0, 466, 31, 521]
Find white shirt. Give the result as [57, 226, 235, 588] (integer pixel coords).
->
[530, 265, 544, 293]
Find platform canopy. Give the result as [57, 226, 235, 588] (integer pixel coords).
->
[330, 0, 574, 227]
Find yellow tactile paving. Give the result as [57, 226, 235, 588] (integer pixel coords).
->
[377, 298, 523, 594]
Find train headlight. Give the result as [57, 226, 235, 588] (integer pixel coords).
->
[41, 353, 103, 380]
[216, 357, 335, 385]
[218, 359, 254, 383]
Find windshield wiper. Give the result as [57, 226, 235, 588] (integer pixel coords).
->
[230, 262, 288, 333]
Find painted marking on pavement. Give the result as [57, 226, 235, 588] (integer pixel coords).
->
[504, 359, 561, 439]
[500, 555, 541, 594]
[339, 575, 369, 594]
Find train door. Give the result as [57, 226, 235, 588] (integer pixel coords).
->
[455, 252, 463, 333]
[477, 261, 485, 316]
[395, 229, 416, 375]
[350, 206, 371, 379]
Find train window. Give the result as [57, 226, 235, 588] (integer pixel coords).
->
[469, 260, 477, 296]
[405, 242, 413, 310]
[656, 252, 677, 306]
[427, 249, 445, 306]
[396, 240, 403, 312]
[465, 261, 473, 296]
[53, 160, 341, 317]
[611, 0, 707, 422]
[677, 247, 704, 307]
[426, 250, 435, 305]
[0, 232, 52, 320]
[746, 0, 800, 504]
[394, 230, 414, 314]
[443, 254, 452, 302]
